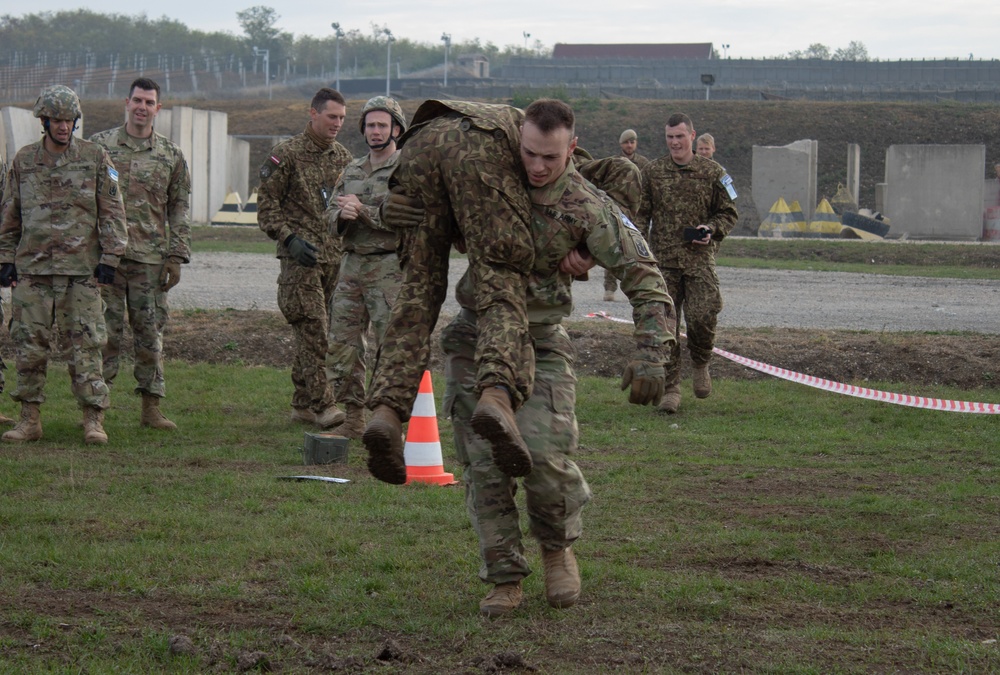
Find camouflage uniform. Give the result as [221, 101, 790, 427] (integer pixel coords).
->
[325, 149, 402, 408]
[89, 125, 191, 397]
[258, 124, 352, 413]
[636, 154, 738, 384]
[0, 154, 8, 399]
[605, 149, 650, 294]
[441, 159, 674, 584]
[366, 100, 535, 422]
[0, 137, 128, 408]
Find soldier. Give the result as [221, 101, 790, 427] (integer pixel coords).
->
[258, 87, 352, 428]
[0, 152, 13, 426]
[88, 77, 191, 430]
[696, 133, 717, 160]
[0, 85, 128, 444]
[440, 99, 674, 617]
[637, 113, 738, 414]
[605, 129, 652, 301]
[324, 97, 407, 439]
[362, 100, 537, 485]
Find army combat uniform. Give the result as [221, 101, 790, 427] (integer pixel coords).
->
[0, 154, 9, 421]
[258, 124, 352, 415]
[605, 147, 650, 297]
[367, 100, 535, 421]
[0, 137, 128, 410]
[325, 149, 402, 413]
[89, 125, 191, 399]
[441, 158, 675, 589]
[636, 154, 738, 386]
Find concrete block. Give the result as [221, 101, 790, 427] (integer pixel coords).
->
[228, 136, 251, 203]
[847, 144, 861, 206]
[1, 106, 41, 158]
[752, 139, 818, 226]
[207, 111, 228, 225]
[883, 145, 985, 240]
[189, 109, 210, 224]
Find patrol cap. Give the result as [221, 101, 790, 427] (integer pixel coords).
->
[359, 96, 407, 135]
[619, 129, 637, 144]
[33, 84, 82, 121]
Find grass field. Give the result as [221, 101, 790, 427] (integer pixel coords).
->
[0, 361, 997, 672]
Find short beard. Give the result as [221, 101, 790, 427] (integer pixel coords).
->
[45, 127, 71, 147]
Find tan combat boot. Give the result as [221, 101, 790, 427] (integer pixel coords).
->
[335, 404, 366, 440]
[603, 290, 616, 302]
[479, 580, 523, 618]
[290, 407, 316, 424]
[362, 405, 406, 484]
[693, 365, 712, 399]
[141, 393, 177, 430]
[314, 403, 346, 429]
[83, 407, 108, 445]
[541, 546, 581, 609]
[470, 387, 532, 477]
[658, 383, 681, 414]
[2, 402, 43, 442]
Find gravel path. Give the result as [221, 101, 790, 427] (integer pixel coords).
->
[172, 252, 1000, 334]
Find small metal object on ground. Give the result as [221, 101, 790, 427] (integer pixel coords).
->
[303, 432, 349, 465]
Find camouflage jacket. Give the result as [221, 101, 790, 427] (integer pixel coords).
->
[89, 126, 192, 264]
[257, 124, 352, 264]
[636, 154, 738, 270]
[622, 150, 652, 171]
[401, 100, 523, 160]
[326, 149, 399, 255]
[575, 148, 642, 218]
[0, 137, 128, 274]
[459, 160, 674, 361]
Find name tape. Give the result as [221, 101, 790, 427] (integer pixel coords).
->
[585, 311, 1000, 415]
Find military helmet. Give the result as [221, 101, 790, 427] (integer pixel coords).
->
[33, 85, 82, 121]
[358, 96, 407, 135]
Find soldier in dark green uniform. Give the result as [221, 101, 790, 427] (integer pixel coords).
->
[636, 113, 738, 414]
[258, 88, 353, 429]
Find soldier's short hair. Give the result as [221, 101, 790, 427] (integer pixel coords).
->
[524, 99, 574, 136]
[129, 77, 161, 101]
[697, 133, 715, 149]
[311, 87, 346, 112]
[666, 113, 694, 132]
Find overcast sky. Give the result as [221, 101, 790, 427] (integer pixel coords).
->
[16, 1, 1000, 61]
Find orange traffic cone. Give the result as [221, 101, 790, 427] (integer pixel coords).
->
[403, 371, 457, 485]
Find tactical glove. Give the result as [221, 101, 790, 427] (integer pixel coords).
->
[284, 234, 318, 268]
[0, 263, 17, 288]
[94, 263, 117, 285]
[159, 256, 183, 292]
[620, 359, 666, 406]
[380, 192, 425, 228]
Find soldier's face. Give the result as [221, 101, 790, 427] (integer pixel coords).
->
[520, 120, 577, 188]
[696, 141, 714, 159]
[620, 138, 637, 155]
[125, 87, 161, 135]
[665, 123, 696, 165]
[310, 101, 346, 140]
[364, 110, 393, 148]
[45, 118, 74, 147]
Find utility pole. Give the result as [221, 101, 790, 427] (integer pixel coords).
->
[441, 33, 451, 88]
[331, 22, 345, 91]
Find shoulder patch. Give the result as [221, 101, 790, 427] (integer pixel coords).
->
[721, 173, 737, 199]
[259, 154, 282, 181]
[108, 166, 119, 182]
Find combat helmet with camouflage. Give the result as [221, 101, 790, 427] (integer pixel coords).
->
[358, 96, 407, 135]
[33, 84, 82, 121]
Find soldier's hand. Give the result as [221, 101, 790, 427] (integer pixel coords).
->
[559, 248, 596, 276]
[94, 263, 117, 286]
[0, 263, 17, 288]
[381, 191, 425, 228]
[159, 256, 183, 292]
[284, 235, 319, 268]
[620, 359, 666, 406]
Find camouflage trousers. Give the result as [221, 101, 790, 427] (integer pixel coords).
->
[367, 114, 535, 421]
[326, 250, 402, 408]
[8, 274, 110, 409]
[661, 265, 723, 383]
[101, 259, 169, 397]
[277, 257, 340, 412]
[442, 310, 591, 585]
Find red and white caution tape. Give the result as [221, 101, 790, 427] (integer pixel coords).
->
[586, 311, 1000, 414]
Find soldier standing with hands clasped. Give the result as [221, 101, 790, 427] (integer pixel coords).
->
[0, 85, 128, 444]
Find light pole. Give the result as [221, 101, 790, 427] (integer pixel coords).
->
[331, 22, 344, 91]
[523, 31, 531, 52]
[441, 32, 451, 88]
[722, 43, 730, 59]
[384, 28, 394, 96]
[253, 46, 270, 99]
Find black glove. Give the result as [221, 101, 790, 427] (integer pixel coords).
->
[0, 263, 16, 287]
[620, 359, 666, 406]
[380, 191, 425, 228]
[284, 235, 318, 267]
[94, 263, 117, 285]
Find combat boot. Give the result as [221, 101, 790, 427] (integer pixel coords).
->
[603, 290, 616, 302]
[693, 365, 712, 398]
[479, 581, 523, 618]
[83, 407, 108, 445]
[658, 383, 681, 414]
[335, 404, 366, 440]
[290, 407, 316, 424]
[541, 546, 581, 609]
[141, 393, 177, 430]
[470, 387, 532, 477]
[314, 403, 346, 429]
[2, 402, 42, 442]
[362, 405, 406, 484]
